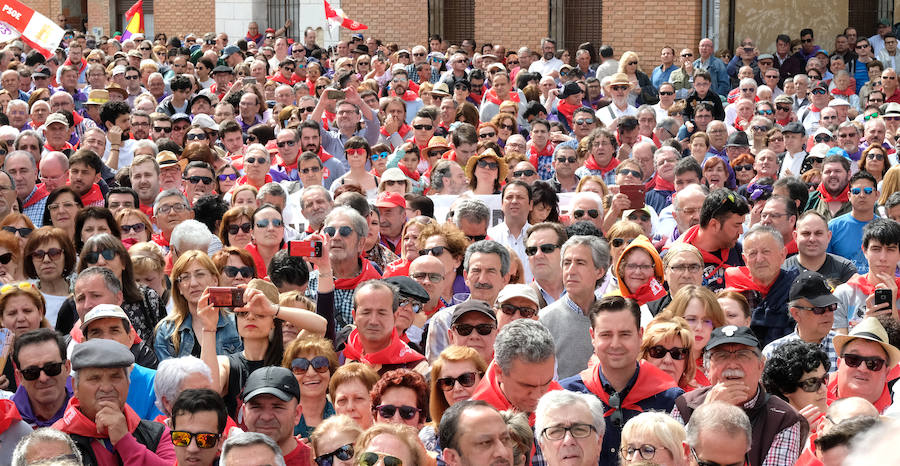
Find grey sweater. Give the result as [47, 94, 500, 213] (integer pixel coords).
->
[539, 298, 594, 380]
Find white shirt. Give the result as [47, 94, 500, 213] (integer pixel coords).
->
[487, 221, 532, 283]
[529, 57, 564, 77]
[780, 150, 807, 177]
[596, 103, 637, 127]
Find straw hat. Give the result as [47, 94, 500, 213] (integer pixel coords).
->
[834, 317, 900, 368]
[465, 148, 508, 185]
[606, 72, 633, 89]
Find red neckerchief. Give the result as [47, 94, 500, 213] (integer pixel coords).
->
[139, 204, 154, 218]
[80, 184, 104, 206]
[651, 174, 675, 192]
[0, 399, 21, 433]
[827, 371, 893, 413]
[846, 274, 900, 295]
[796, 434, 822, 466]
[391, 89, 419, 102]
[270, 73, 300, 86]
[579, 361, 677, 415]
[556, 99, 579, 125]
[343, 328, 425, 366]
[817, 183, 849, 203]
[583, 154, 618, 174]
[273, 153, 300, 174]
[64, 57, 87, 75]
[442, 149, 458, 162]
[831, 87, 855, 96]
[809, 105, 822, 113]
[693, 365, 711, 387]
[425, 300, 445, 318]
[527, 140, 554, 168]
[334, 259, 382, 290]
[776, 117, 791, 126]
[381, 123, 411, 140]
[725, 266, 775, 296]
[237, 173, 273, 189]
[733, 121, 746, 131]
[676, 225, 731, 280]
[44, 141, 75, 153]
[397, 164, 420, 181]
[245, 243, 272, 279]
[53, 396, 142, 438]
[621, 278, 668, 305]
[23, 185, 50, 209]
[472, 361, 562, 426]
[483, 87, 520, 105]
[152, 232, 170, 248]
[469, 89, 484, 105]
[246, 32, 262, 43]
[384, 258, 410, 278]
[785, 239, 799, 256]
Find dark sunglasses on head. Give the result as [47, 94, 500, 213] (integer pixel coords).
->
[452, 323, 495, 336]
[525, 243, 559, 256]
[647, 345, 690, 360]
[170, 431, 221, 449]
[2, 226, 32, 237]
[218, 173, 239, 181]
[574, 209, 599, 219]
[513, 169, 536, 178]
[324, 225, 354, 237]
[20, 361, 64, 381]
[84, 248, 116, 264]
[796, 374, 829, 393]
[227, 222, 253, 235]
[436, 371, 481, 391]
[223, 265, 253, 278]
[499, 303, 537, 318]
[315, 444, 354, 466]
[374, 404, 420, 420]
[843, 353, 885, 371]
[31, 248, 63, 261]
[184, 175, 213, 185]
[291, 356, 330, 374]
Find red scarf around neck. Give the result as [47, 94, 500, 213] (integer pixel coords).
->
[23, 184, 50, 209]
[333, 258, 382, 290]
[846, 274, 900, 295]
[80, 184, 104, 206]
[343, 328, 424, 366]
[621, 278, 668, 305]
[382, 124, 411, 140]
[676, 225, 731, 280]
[397, 164, 420, 181]
[484, 87, 520, 106]
[831, 87, 855, 97]
[527, 140, 554, 168]
[53, 396, 142, 438]
[557, 99, 580, 125]
[724, 266, 775, 296]
[651, 173, 675, 192]
[0, 399, 20, 433]
[472, 361, 562, 426]
[827, 373, 892, 413]
[579, 361, 677, 415]
[584, 154, 619, 174]
[391, 89, 418, 102]
[817, 183, 849, 203]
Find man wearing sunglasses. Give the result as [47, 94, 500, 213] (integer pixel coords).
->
[831, 317, 900, 413]
[672, 326, 807, 465]
[448, 300, 498, 364]
[170, 389, 227, 466]
[799, 81, 832, 133]
[763, 271, 841, 373]
[54, 338, 176, 465]
[827, 171, 879, 274]
[242, 366, 311, 466]
[182, 162, 217, 205]
[11, 328, 72, 427]
[297, 120, 345, 189]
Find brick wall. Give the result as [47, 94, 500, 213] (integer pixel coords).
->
[473, 0, 548, 52]
[601, 0, 702, 74]
[340, 0, 428, 48]
[154, 0, 216, 37]
[85, 0, 112, 35]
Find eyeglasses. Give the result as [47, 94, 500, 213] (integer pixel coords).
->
[573, 209, 599, 219]
[411, 272, 443, 283]
[668, 263, 702, 273]
[868, 152, 885, 161]
[218, 173, 239, 181]
[1, 226, 32, 237]
[413, 124, 434, 130]
[157, 203, 188, 215]
[556, 156, 577, 164]
[359, 453, 403, 466]
[792, 303, 837, 316]
[19, 361, 64, 381]
[499, 303, 537, 318]
[843, 353, 886, 371]
[315, 444, 354, 466]
[255, 218, 283, 228]
[184, 176, 213, 185]
[436, 371, 481, 391]
[125, 75, 140, 80]
[478, 132, 496, 139]
[796, 374, 829, 393]
[374, 404, 420, 421]
[245, 157, 268, 165]
[452, 322, 496, 336]
[83, 248, 117, 264]
[618, 169, 642, 178]
[186, 133, 208, 141]
[322, 224, 353, 238]
[277, 140, 297, 148]
[541, 423, 596, 440]
[647, 345, 690, 360]
[611, 237, 634, 248]
[513, 169, 536, 178]
[31, 248, 63, 261]
[291, 356, 330, 374]
[48, 202, 77, 212]
[171, 430, 221, 449]
[623, 263, 654, 272]
[621, 445, 662, 461]
[850, 186, 875, 195]
[525, 243, 560, 256]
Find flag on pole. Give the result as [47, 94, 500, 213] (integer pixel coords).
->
[121, 0, 144, 41]
[323, 0, 367, 31]
[0, 0, 64, 57]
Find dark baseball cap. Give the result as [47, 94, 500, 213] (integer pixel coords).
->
[242, 366, 300, 402]
[384, 276, 430, 303]
[789, 271, 838, 307]
[781, 122, 805, 136]
[705, 325, 760, 352]
[450, 299, 497, 324]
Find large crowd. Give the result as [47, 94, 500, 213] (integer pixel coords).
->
[1, 14, 900, 466]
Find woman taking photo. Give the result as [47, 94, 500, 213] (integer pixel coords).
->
[22, 227, 76, 327]
[464, 148, 507, 195]
[330, 137, 379, 198]
[282, 335, 339, 437]
[419, 346, 486, 452]
[42, 187, 83, 240]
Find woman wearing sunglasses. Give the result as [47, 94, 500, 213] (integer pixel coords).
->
[311, 415, 363, 466]
[216, 164, 240, 196]
[416, 223, 470, 304]
[0, 231, 22, 285]
[762, 340, 830, 432]
[74, 207, 120, 253]
[0, 213, 35, 253]
[42, 187, 83, 241]
[640, 317, 696, 391]
[465, 148, 508, 195]
[0, 281, 50, 391]
[370, 369, 428, 429]
[354, 423, 429, 466]
[212, 247, 258, 287]
[115, 208, 153, 248]
[23, 227, 76, 328]
[330, 137, 380, 199]
[659, 285, 727, 388]
[730, 153, 756, 187]
[420, 346, 486, 452]
[246, 204, 285, 278]
[282, 335, 339, 437]
[860, 144, 891, 190]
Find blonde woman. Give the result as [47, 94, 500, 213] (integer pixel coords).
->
[420, 346, 487, 452]
[640, 317, 696, 391]
[658, 285, 727, 387]
[618, 51, 658, 105]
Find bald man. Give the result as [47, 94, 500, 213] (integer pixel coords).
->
[410, 255, 446, 316]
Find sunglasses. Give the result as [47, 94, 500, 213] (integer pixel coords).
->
[171, 431, 221, 449]
[419, 245, 446, 257]
[374, 404, 420, 421]
[513, 169, 536, 178]
[300, 106, 316, 113]
[301, 166, 322, 174]
[84, 249, 116, 264]
[226, 222, 252, 235]
[184, 176, 213, 185]
[316, 444, 354, 466]
[811, 88, 827, 95]
[611, 84, 629, 91]
[359, 453, 403, 466]
[214, 173, 238, 182]
[756, 109, 774, 116]
[413, 124, 434, 130]
[186, 133, 208, 141]
[452, 323, 495, 336]
[796, 374, 829, 393]
[277, 140, 297, 148]
[324, 225, 354, 237]
[31, 248, 63, 261]
[525, 243, 559, 256]
[647, 345, 690, 360]
[611, 237, 634, 248]
[255, 218, 283, 228]
[371, 151, 390, 161]
[776, 104, 792, 112]
[814, 134, 833, 143]
[346, 148, 367, 157]
[436, 371, 481, 391]
[500, 123, 516, 130]
[19, 361, 64, 381]
[556, 156, 577, 163]
[734, 164, 754, 172]
[479, 132, 496, 139]
[412, 272, 443, 283]
[868, 152, 886, 161]
[245, 157, 268, 164]
[629, 213, 651, 222]
[850, 187, 875, 195]
[681, 53, 693, 57]
[291, 356, 330, 374]
[2, 226, 32, 237]
[865, 113, 881, 121]
[843, 353, 886, 371]
[619, 169, 642, 178]
[499, 303, 537, 318]
[574, 209, 599, 219]
[222, 265, 253, 278]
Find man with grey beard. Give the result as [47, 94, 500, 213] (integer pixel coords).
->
[671, 326, 807, 465]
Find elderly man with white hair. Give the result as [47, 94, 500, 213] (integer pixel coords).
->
[534, 390, 606, 466]
[170, 219, 217, 259]
[645, 146, 679, 213]
[569, 191, 604, 231]
[11, 427, 83, 465]
[152, 356, 227, 426]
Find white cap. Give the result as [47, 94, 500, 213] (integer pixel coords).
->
[81, 304, 131, 334]
[496, 284, 540, 307]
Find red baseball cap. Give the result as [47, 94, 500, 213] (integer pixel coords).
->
[375, 191, 406, 209]
[265, 28, 275, 33]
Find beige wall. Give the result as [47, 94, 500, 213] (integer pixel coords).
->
[727, 0, 848, 54]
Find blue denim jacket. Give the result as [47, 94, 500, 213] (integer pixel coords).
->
[154, 311, 243, 362]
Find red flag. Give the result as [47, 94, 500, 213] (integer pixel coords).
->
[0, 0, 64, 57]
[323, 0, 367, 31]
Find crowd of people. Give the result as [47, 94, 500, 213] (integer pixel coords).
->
[2, 14, 900, 466]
